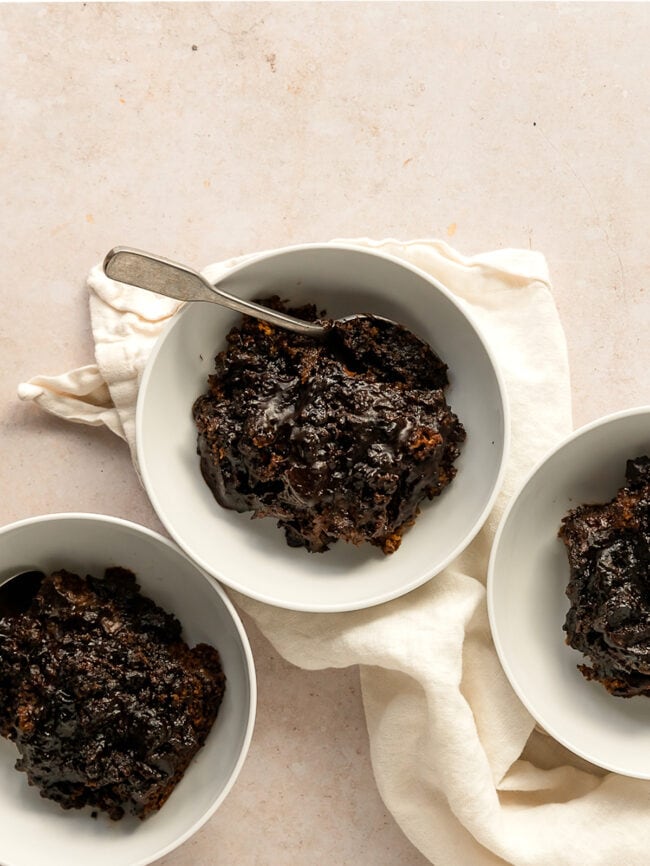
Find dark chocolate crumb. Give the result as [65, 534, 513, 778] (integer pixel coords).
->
[560, 456, 650, 697]
[193, 297, 465, 554]
[0, 568, 226, 819]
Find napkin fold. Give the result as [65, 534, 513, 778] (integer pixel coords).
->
[20, 239, 648, 866]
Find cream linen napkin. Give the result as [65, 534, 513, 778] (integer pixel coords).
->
[20, 240, 648, 866]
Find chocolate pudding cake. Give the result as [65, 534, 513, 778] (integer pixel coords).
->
[0, 567, 226, 819]
[193, 298, 466, 554]
[560, 456, 650, 697]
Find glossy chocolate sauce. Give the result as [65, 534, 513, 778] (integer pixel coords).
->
[193, 298, 466, 554]
[0, 568, 225, 819]
[561, 456, 650, 697]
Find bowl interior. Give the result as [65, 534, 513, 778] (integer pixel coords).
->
[489, 407, 650, 777]
[0, 515, 255, 866]
[138, 245, 508, 611]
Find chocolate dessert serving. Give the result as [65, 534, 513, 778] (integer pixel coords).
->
[560, 455, 650, 697]
[193, 298, 466, 554]
[0, 567, 226, 819]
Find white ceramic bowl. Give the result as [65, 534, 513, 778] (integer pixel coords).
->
[488, 406, 650, 777]
[137, 243, 509, 612]
[0, 513, 256, 866]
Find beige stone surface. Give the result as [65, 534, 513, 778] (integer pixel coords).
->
[1, 2, 649, 864]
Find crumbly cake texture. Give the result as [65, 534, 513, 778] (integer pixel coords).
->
[193, 298, 466, 554]
[0, 567, 226, 820]
[560, 456, 650, 697]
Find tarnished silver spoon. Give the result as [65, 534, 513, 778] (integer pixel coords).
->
[102, 247, 438, 374]
[0, 570, 45, 618]
[103, 246, 327, 338]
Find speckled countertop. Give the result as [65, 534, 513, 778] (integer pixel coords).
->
[1, 3, 649, 864]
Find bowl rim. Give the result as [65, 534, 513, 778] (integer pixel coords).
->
[487, 404, 650, 776]
[0, 511, 257, 866]
[136, 240, 511, 612]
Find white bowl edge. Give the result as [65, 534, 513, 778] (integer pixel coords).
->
[487, 405, 650, 777]
[136, 241, 510, 612]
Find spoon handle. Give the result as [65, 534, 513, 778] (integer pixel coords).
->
[103, 246, 325, 337]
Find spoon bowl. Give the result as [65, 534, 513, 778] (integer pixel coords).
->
[0, 569, 44, 618]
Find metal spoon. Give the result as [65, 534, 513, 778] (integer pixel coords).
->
[102, 248, 438, 375]
[103, 246, 327, 338]
[0, 570, 45, 618]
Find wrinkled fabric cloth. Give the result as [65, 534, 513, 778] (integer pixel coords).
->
[20, 239, 643, 866]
